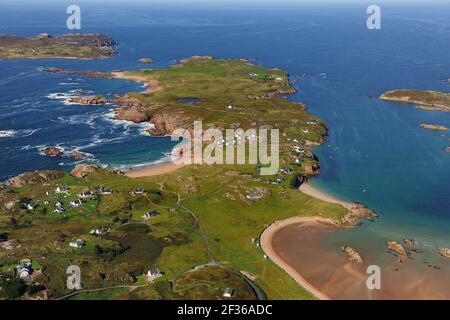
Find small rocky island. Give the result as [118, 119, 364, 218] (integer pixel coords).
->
[380, 89, 450, 112]
[420, 123, 448, 131]
[0, 33, 117, 60]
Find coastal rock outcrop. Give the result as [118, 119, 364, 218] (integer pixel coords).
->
[342, 246, 363, 263]
[386, 241, 407, 256]
[43, 147, 64, 157]
[69, 95, 108, 105]
[445, 147, 450, 153]
[8, 171, 65, 187]
[438, 248, 450, 259]
[340, 204, 378, 227]
[113, 107, 149, 123]
[71, 164, 98, 179]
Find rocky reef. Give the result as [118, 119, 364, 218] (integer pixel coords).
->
[69, 95, 108, 105]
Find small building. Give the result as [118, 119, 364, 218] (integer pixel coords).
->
[56, 186, 69, 193]
[223, 288, 235, 298]
[69, 199, 86, 208]
[99, 187, 113, 195]
[45, 191, 52, 196]
[25, 203, 37, 210]
[307, 120, 317, 125]
[16, 259, 33, 279]
[143, 210, 160, 220]
[69, 239, 85, 249]
[275, 77, 284, 81]
[79, 191, 95, 198]
[227, 104, 234, 110]
[90, 227, 110, 236]
[147, 268, 162, 280]
[280, 167, 292, 174]
[131, 188, 146, 195]
[55, 201, 63, 207]
[54, 207, 65, 214]
[301, 129, 310, 134]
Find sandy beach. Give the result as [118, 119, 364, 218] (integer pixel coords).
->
[259, 182, 351, 300]
[260, 216, 333, 300]
[111, 71, 162, 93]
[125, 161, 186, 178]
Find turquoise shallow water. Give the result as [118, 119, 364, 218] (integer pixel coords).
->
[0, 2, 449, 267]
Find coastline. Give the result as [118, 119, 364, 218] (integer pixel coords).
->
[260, 182, 362, 300]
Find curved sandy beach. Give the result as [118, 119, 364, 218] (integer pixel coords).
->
[260, 182, 354, 300]
[260, 216, 333, 300]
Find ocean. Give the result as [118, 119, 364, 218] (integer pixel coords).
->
[0, 1, 449, 289]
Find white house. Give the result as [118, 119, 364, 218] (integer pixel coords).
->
[16, 259, 33, 279]
[70, 199, 85, 207]
[54, 207, 65, 214]
[147, 268, 162, 281]
[26, 203, 37, 210]
[99, 187, 113, 195]
[79, 191, 94, 198]
[223, 288, 235, 298]
[56, 186, 69, 193]
[69, 239, 85, 249]
[90, 227, 110, 236]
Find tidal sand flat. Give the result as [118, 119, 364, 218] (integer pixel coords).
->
[270, 222, 450, 300]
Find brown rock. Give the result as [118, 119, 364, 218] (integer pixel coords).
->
[438, 248, 450, 259]
[403, 238, 417, 246]
[387, 241, 407, 256]
[43, 147, 64, 157]
[70, 150, 89, 160]
[8, 171, 65, 187]
[342, 246, 363, 263]
[70, 164, 98, 179]
[445, 147, 450, 153]
[113, 107, 149, 123]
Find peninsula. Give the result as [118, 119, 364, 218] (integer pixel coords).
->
[380, 89, 450, 112]
[0, 33, 117, 60]
[0, 57, 375, 300]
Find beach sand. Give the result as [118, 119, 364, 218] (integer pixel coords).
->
[261, 183, 450, 300]
[125, 162, 186, 178]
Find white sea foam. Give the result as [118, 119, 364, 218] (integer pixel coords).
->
[0, 128, 40, 139]
[0, 130, 17, 138]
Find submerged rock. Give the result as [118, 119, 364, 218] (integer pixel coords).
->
[403, 238, 417, 246]
[387, 241, 407, 256]
[69, 150, 90, 160]
[71, 164, 98, 179]
[342, 246, 363, 263]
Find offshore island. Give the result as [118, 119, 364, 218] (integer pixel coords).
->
[0, 52, 381, 300]
[0, 33, 117, 60]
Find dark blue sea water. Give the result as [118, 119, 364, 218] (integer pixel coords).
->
[0, 2, 449, 264]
